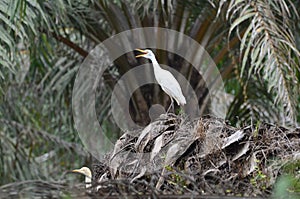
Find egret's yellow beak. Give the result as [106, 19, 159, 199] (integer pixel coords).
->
[135, 48, 148, 58]
[72, 169, 81, 173]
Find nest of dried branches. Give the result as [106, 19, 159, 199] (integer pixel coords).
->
[2, 114, 298, 198]
[88, 113, 300, 197]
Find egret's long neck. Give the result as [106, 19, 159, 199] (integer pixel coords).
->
[149, 57, 162, 75]
[85, 175, 92, 188]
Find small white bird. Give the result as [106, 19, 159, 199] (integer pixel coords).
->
[72, 166, 108, 191]
[72, 167, 92, 189]
[135, 49, 186, 112]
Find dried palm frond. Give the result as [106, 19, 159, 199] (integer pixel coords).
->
[87, 113, 300, 197]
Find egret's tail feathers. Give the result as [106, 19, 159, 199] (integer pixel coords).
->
[175, 96, 186, 106]
[180, 97, 186, 106]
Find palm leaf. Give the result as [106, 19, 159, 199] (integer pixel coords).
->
[227, 0, 300, 121]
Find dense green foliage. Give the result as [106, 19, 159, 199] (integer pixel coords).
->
[0, 0, 299, 195]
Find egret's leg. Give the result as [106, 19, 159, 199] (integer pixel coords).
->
[171, 98, 174, 112]
[166, 97, 174, 113]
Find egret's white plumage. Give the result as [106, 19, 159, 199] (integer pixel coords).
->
[72, 167, 92, 189]
[135, 49, 186, 111]
[72, 166, 107, 191]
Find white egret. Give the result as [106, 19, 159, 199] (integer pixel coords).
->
[135, 49, 186, 112]
[72, 166, 108, 191]
[72, 167, 92, 189]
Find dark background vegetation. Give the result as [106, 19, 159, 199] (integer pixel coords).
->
[0, 0, 299, 197]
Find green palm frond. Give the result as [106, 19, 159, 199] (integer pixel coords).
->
[226, 76, 283, 126]
[0, 81, 89, 184]
[0, 0, 93, 80]
[227, 0, 300, 121]
[1, 0, 300, 186]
